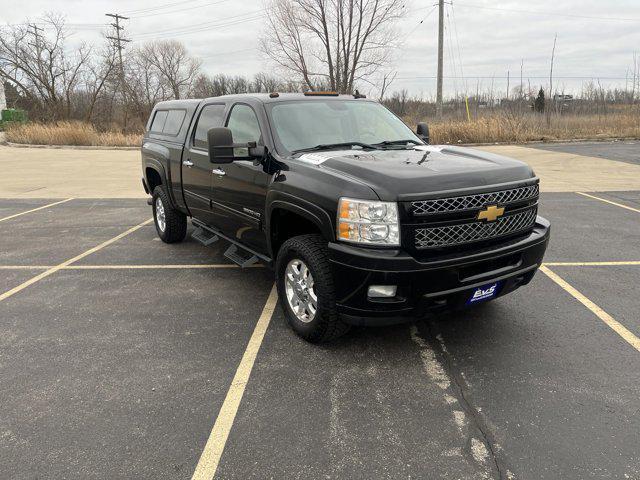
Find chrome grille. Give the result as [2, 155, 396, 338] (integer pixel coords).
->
[414, 208, 537, 249]
[411, 184, 539, 216]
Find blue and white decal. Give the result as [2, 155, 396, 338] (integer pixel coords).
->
[467, 281, 502, 304]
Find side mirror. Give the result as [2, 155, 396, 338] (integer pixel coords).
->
[416, 122, 430, 144]
[207, 127, 265, 163]
[208, 127, 234, 164]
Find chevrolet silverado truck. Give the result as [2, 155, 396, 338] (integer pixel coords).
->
[141, 92, 550, 343]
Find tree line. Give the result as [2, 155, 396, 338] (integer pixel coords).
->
[1, 0, 406, 130]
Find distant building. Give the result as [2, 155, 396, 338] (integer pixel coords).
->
[553, 94, 573, 102]
[0, 82, 6, 111]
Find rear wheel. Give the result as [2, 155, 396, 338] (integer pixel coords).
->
[152, 186, 187, 243]
[276, 234, 350, 343]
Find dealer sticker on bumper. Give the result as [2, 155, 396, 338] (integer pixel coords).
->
[467, 281, 502, 305]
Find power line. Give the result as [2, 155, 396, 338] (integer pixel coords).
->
[450, 2, 467, 93]
[122, 0, 208, 15]
[199, 47, 257, 59]
[454, 2, 640, 22]
[132, 14, 265, 42]
[129, 0, 231, 19]
[134, 9, 264, 38]
[395, 75, 630, 80]
[436, 0, 444, 118]
[396, 5, 438, 49]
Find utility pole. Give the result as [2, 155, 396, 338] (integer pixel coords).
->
[28, 23, 45, 52]
[436, 0, 444, 119]
[106, 13, 130, 88]
[106, 13, 131, 126]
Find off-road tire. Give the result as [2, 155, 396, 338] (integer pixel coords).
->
[152, 186, 187, 243]
[276, 234, 350, 343]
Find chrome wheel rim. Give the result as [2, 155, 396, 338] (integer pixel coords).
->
[284, 259, 317, 323]
[155, 197, 166, 232]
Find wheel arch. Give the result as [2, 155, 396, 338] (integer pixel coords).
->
[145, 165, 164, 193]
[267, 197, 334, 259]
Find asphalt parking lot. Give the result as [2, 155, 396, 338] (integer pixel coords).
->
[1, 141, 639, 479]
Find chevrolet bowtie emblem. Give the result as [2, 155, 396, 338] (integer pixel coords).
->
[477, 205, 505, 222]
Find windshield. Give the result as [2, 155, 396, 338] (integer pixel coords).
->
[268, 100, 421, 154]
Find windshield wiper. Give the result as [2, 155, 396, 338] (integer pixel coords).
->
[374, 139, 422, 148]
[292, 141, 380, 154]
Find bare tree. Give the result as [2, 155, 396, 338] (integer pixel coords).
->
[82, 43, 118, 122]
[377, 70, 397, 101]
[126, 48, 169, 120]
[0, 14, 92, 120]
[261, 0, 405, 93]
[140, 40, 201, 99]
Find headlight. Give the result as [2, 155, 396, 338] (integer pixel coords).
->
[337, 198, 400, 246]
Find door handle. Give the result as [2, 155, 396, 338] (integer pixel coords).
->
[212, 168, 226, 176]
[183, 159, 194, 167]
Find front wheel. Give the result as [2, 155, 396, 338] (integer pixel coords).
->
[152, 186, 187, 243]
[276, 234, 350, 343]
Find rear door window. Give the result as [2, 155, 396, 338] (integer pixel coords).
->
[193, 104, 226, 149]
[149, 110, 168, 133]
[162, 110, 186, 136]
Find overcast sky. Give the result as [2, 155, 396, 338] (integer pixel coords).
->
[3, 0, 640, 97]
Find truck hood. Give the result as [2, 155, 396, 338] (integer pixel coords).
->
[296, 145, 535, 201]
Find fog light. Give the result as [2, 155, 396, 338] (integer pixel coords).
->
[368, 285, 397, 298]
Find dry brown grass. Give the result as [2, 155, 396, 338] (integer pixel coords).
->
[5, 112, 640, 147]
[423, 112, 640, 145]
[5, 121, 142, 147]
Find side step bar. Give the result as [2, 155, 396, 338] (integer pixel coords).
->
[224, 245, 259, 268]
[191, 218, 271, 268]
[191, 227, 219, 246]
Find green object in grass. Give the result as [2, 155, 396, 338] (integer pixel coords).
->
[1, 109, 27, 123]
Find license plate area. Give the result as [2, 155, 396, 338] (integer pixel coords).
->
[467, 281, 503, 305]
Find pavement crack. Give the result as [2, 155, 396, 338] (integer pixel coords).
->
[420, 320, 509, 480]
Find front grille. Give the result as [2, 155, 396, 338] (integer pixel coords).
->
[411, 184, 539, 216]
[414, 207, 537, 249]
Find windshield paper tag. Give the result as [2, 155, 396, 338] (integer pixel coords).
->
[414, 145, 444, 153]
[298, 150, 359, 165]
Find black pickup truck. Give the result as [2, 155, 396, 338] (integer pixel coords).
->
[141, 92, 550, 342]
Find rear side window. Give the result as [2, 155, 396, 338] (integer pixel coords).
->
[162, 110, 186, 136]
[150, 110, 168, 133]
[193, 104, 226, 149]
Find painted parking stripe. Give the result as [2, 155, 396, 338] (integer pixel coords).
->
[576, 192, 640, 214]
[0, 198, 74, 223]
[543, 261, 640, 266]
[0, 264, 263, 270]
[4, 261, 640, 270]
[0, 218, 153, 303]
[191, 284, 278, 480]
[540, 266, 640, 353]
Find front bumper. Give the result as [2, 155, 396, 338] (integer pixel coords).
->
[328, 216, 550, 326]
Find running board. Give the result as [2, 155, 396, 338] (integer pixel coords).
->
[191, 218, 272, 267]
[191, 227, 220, 246]
[224, 245, 259, 268]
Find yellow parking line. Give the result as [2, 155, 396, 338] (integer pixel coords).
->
[0, 218, 153, 303]
[191, 284, 278, 480]
[0, 266, 53, 270]
[0, 264, 263, 270]
[543, 261, 640, 266]
[64, 264, 262, 269]
[0, 198, 74, 223]
[576, 192, 640, 214]
[540, 266, 640, 353]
